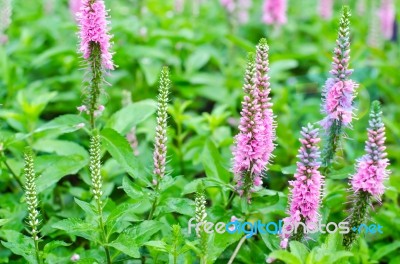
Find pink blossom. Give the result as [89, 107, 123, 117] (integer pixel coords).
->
[351, 102, 390, 199]
[77, 105, 88, 113]
[233, 40, 275, 200]
[77, 0, 114, 70]
[321, 7, 358, 131]
[378, 0, 395, 40]
[321, 79, 358, 130]
[71, 253, 80, 261]
[262, 0, 287, 25]
[280, 124, 323, 247]
[318, 0, 333, 20]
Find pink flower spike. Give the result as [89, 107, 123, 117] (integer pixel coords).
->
[280, 124, 323, 246]
[378, 0, 395, 40]
[351, 101, 390, 200]
[262, 0, 287, 25]
[77, 0, 114, 70]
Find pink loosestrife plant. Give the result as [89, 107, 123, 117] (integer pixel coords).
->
[280, 124, 323, 248]
[321, 6, 358, 167]
[233, 39, 276, 202]
[262, 0, 287, 25]
[378, 0, 395, 40]
[318, 0, 333, 20]
[343, 101, 390, 249]
[78, 0, 113, 70]
[153, 67, 171, 182]
[77, 0, 114, 128]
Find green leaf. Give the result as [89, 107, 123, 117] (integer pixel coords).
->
[201, 140, 230, 183]
[185, 46, 212, 74]
[109, 221, 163, 257]
[33, 139, 88, 157]
[106, 100, 157, 134]
[43, 240, 70, 254]
[35, 154, 88, 193]
[289, 241, 309, 263]
[52, 218, 99, 242]
[207, 232, 242, 263]
[328, 166, 353, 180]
[158, 198, 195, 216]
[121, 176, 148, 202]
[74, 198, 97, 218]
[34, 114, 88, 135]
[0, 219, 10, 226]
[101, 128, 147, 183]
[0, 230, 37, 264]
[106, 202, 142, 235]
[269, 250, 302, 264]
[371, 241, 400, 261]
[144, 241, 168, 252]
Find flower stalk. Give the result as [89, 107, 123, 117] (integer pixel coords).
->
[280, 124, 323, 248]
[77, 0, 114, 129]
[233, 38, 276, 202]
[89, 133, 111, 264]
[24, 149, 41, 264]
[195, 186, 208, 264]
[321, 6, 358, 170]
[148, 66, 171, 220]
[343, 101, 390, 249]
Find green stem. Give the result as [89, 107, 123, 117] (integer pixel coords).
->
[88, 42, 102, 130]
[321, 120, 342, 170]
[148, 196, 158, 220]
[227, 236, 247, 264]
[343, 191, 370, 250]
[34, 239, 41, 264]
[96, 200, 112, 264]
[148, 182, 160, 220]
[225, 191, 235, 209]
[176, 121, 185, 175]
[1, 154, 23, 189]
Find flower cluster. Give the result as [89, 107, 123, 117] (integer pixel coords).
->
[343, 101, 390, 249]
[320, 6, 358, 167]
[378, 0, 395, 40]
[262, 0, 287, 25]
[321, 6, 358, 131]
[77, 0, 113, 70]
[153, 67, 171, 180]
[89, 134, 103, 202]
[280, 124, 323, 248]
[351, 101, 390, 199]
[24, 149, 41, 242]
[233, 39, 276, 200]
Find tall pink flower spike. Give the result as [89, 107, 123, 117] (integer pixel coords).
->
[351, 101, 390, 199]
[233, 39, 276, 202]
[77, 0, 114, 70]
[280, 124, 324, 248]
